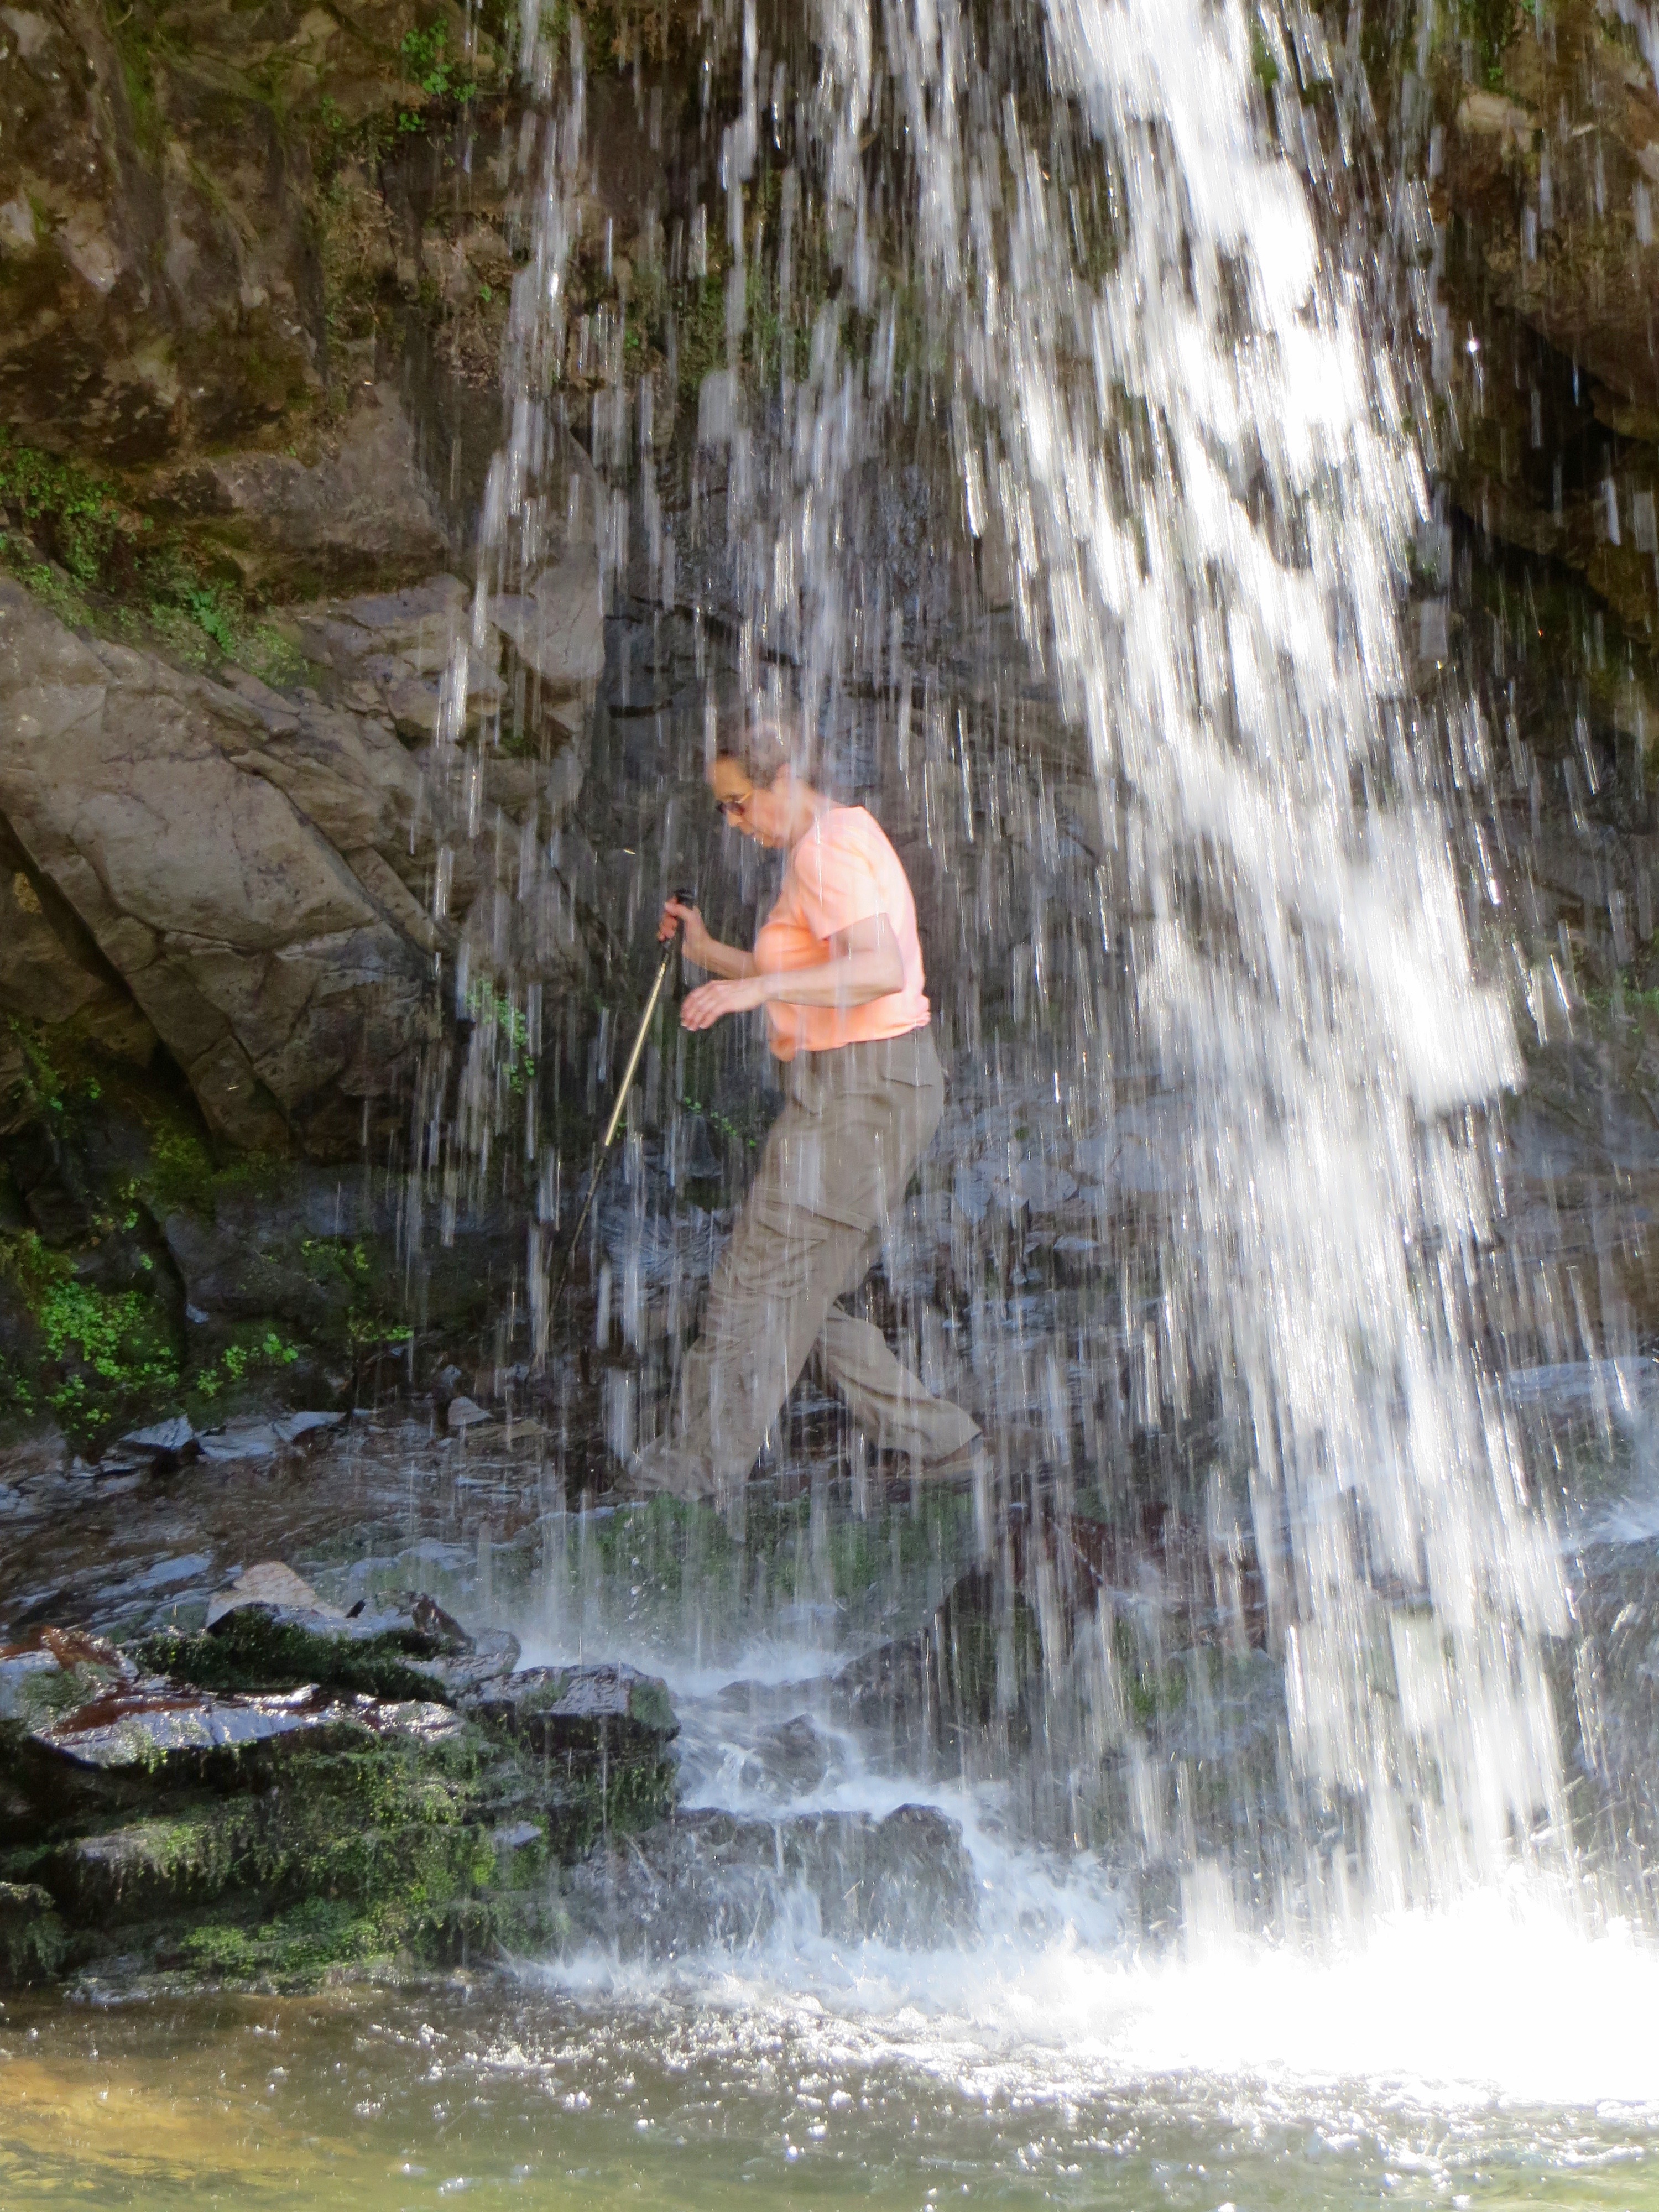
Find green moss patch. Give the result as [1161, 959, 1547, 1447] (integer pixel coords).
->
[0, 1882, 67, 1986]
[137, 1616, 455, 1705]
[0, 432, 308, 684]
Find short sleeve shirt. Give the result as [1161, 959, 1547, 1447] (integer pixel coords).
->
[751, 806, 931, 1061]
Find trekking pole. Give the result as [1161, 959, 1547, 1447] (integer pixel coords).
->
[549, 889, 695, 1313]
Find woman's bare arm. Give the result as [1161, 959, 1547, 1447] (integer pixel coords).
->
[679, 915, 902, 1030]
[752, 914, 902, 1007]
[658, 899, 757, 979]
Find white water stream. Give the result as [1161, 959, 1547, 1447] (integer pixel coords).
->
[846, 0, 1566, 1911]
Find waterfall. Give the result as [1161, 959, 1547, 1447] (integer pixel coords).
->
[779, 0, 1570, 1912]
[451, 0, 1577, 1933]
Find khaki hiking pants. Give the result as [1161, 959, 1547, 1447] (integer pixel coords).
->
[652, 1028, 979, 1498]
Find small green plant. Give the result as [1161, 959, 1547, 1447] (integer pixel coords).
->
[179, 581, 236, 656]
[398, 22, 477, 131]
[192, 1330, 301, 1402]
[1250, 18, 1280, 91]
[1459, 0, 1518, 81]
[466, 981, 536, 1093]
[0, 432, 280, 670]
[401, 22, 451, 91]
[679, 1095, 759, 1153]
[0, 1226, 182, 1429]
[0, 432, 143, 586]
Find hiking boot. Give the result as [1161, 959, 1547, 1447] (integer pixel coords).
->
[917, 1434, 988, 1485]
[625, 1437, 719, 1503]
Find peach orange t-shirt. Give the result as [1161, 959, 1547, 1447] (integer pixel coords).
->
[752, 806, 930, 1061]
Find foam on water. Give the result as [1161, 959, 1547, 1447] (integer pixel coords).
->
[532, 1877, 1659, 2115]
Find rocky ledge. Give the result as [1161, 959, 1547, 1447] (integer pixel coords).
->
[0, 1563, 679, 1994]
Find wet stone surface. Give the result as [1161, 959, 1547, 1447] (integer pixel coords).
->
[556, 1803, 981, 1961]
[473, 1662, 679, 1759]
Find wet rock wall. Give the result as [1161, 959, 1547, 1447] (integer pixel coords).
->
[0, 0, 1655, 1460]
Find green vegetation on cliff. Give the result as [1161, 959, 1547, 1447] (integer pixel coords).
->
[0, 431, 304, 679]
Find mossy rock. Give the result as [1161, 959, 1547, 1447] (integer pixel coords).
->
[0, 1629, 680, 1991]
[471, 1661, 680, 1758]
[134, 1609, 486, 1707]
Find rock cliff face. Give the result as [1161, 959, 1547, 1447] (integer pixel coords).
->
[1424, 1, 1659, 761]
[0, 0, 703, 1431]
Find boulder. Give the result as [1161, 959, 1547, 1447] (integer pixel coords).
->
[488, 544, 606, 688]
[194, 1413, 343, 1463]
[202, 1561, 340, 1627]
[153, 388, 451, 592]
[558, 1803, 980, 1959]
[288, 573, 493, 744]
[472, 1662, 679, 1759]
[0, 821, 156, 1097]
[0, 1626, 129, 1730]
[122, 1417, 196, 1459]
[0, 1610, 679, 1992]
[743, 1713, 834, 1797]
[837, 1561, 1041, 1756]
[29, 1682, 461, 1771]
[2, 1634, 465, 1851]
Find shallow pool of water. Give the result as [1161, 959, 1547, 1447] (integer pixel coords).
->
[5, 1906, 1657, 2212]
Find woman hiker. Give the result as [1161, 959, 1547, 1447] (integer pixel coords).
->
[628, 723, 984, 1506]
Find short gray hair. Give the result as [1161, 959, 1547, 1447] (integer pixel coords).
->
[713, 716, 795, 787]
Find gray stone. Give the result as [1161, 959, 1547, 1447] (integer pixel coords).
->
[289, 572, 498, 745]
[29, 1684, 461, 1770]
[0, 1629, 131, 1729]
[473, 1662, 678, 1757]
[0, 12, 52, 62]
[204, 1573, 475, 1656]
[744, 1714, 833, 1797]
[204, 1561, 338, 1628]
[174, 1576, 519, 1707]
[272, 1411, 346, 1444]
[558, 1804, 979, 1959]
[489, 544, 605, 687]
[0, 833, 156, 1081]
[122, 1417, 195, 1455]
[156, 389, 450, 591]
[197, 1422, 283, 1463]
[34, 1684, 338, 1767]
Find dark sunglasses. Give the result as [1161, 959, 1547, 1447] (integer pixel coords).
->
[716, 787, 754, 822]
